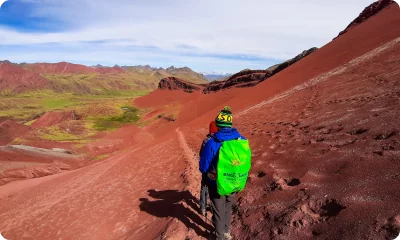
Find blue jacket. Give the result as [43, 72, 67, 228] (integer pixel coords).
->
[199, 128, 246, 174]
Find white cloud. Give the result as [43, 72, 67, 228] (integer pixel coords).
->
[0, 0, 376, 72]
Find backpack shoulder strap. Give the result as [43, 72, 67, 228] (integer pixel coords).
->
[213, 135, 223, 143]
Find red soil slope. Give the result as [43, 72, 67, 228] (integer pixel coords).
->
[31, 111, 77, 128]
[0, 120, 30, 145]
[0, 63, 49, 94]
[223, 35, 400, 239]
[24, 62, 97, 74]
[135, 89, 200, 109]
[85, 124, 155, 158]
[0, 3, 399, 240]
[336, 0, 397, 38]
[0, 146, 84, 186]
[0, 132, 190, 239]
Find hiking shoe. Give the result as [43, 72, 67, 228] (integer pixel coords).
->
[223, 233, 233, 240]
[207, 232, 217, 240]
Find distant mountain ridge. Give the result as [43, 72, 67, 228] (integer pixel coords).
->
[146, 47, 319, 93]
[0, 47, 322, 95]
[120, 65, 208, 84]
[0, 62, 208, 96]
[202, 73, 232, 81]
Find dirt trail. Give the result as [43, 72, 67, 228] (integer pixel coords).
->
[61, 62, 69, 73]
[159, 128, 211, 240]
[176, 128, 201, 195]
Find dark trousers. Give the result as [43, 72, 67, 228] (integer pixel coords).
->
[200, 173, 209, 210]
[208, 183, 236, 239]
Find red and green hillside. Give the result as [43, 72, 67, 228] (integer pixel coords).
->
[0, 62, 208, 121]
[0, 1, 399, 240]
[0, 62, 208, 96]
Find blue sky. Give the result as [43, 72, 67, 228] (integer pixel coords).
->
[0, 0, 377, 73]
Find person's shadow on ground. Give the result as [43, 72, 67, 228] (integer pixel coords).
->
[139, 189, 212, 238]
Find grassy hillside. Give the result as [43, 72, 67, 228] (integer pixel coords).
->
[28, 66, 208, 95]
[123, 66, 208, 85]
[43, 73, 158, 94]
[40, 68, 208, 96]
[2, 94, 145, 148]
[0, 63, 207, 138]
[0, 91, 148, 121]
[0, 62, 208, 97]
[164, 66, 208, 84]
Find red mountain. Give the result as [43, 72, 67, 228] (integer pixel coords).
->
[0, 62, 49, 94]
[24, 62, 97, 74]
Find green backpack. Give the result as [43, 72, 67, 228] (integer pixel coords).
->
[216, 139, 252, 196]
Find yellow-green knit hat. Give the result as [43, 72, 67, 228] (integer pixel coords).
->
[215, 106, 232, 128]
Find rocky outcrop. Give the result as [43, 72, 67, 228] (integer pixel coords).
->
[203, 47, 318, 93]
[158, 77, 202, 92]
[335, 0, 396, 39]
[203, 70, 265, 93]
[270, 48, 318, 76]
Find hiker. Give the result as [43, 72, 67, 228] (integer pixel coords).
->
[199, 121, 218, 216]
[200, 106, 251, 240]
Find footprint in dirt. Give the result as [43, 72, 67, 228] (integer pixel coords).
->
[374, 131, 397, 140]
[269, 174, 301, 191]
